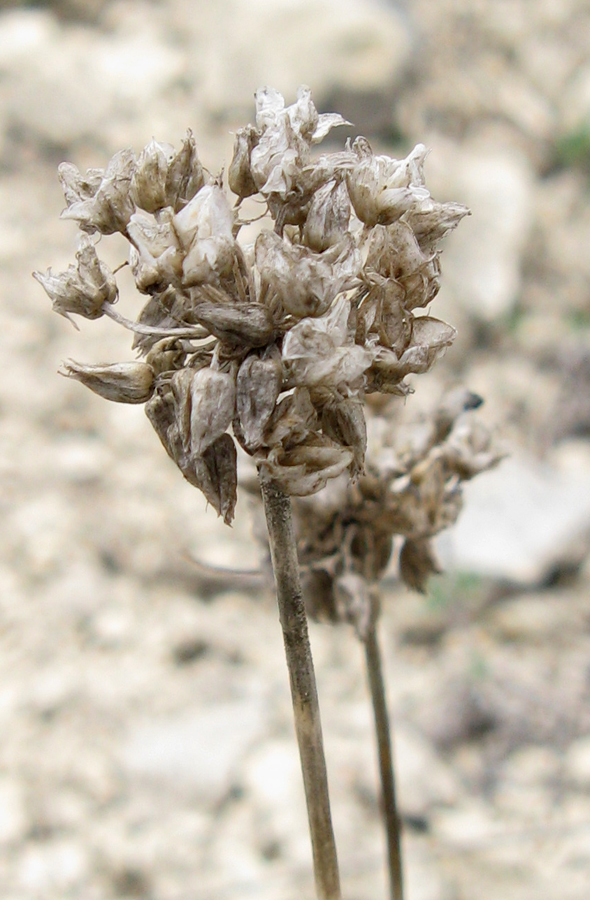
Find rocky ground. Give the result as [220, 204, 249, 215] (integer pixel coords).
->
[3, 1, 590, 898]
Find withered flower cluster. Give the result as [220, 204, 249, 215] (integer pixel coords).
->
[292, 388, 503, 637]
[35, 86, 468, 522]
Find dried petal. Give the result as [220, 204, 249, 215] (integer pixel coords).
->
[262, 436, 353, 496]
[303, 179, 351, 252]
[127, 209, 183, 292]
[228, 125, 259, 199]
[399, 538, 441, 593]
[130, 139, 175, 213]
[236, 348, 283, 449]
[369, 316, 456, 390]
[321, 399, 367, 476]
[193, 433, 238, 524]
[282, 296, 374, 391]
[346, 141, 431, 227]
[59, 359, 155, 403]
[165, 130, 207, 211]
[190, 366, 236, 455]
[173, 185, 236, 285]
[263, 387, 318, 449]
[404, 201, 470, 251]
[33, 235, 117, 323]
[366, 221, 441, 310]
[59, 149, 136, 234]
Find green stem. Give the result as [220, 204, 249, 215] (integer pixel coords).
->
[258, 469, 342, 900]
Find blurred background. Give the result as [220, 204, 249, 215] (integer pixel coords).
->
[2, 0, 590, 897]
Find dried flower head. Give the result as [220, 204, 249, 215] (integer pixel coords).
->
[285, 388, 504, 634]
[35, 86, 469, 521]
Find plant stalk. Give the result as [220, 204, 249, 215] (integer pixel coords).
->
[364, 613, 404, 900]
[258, 468, 342, 900]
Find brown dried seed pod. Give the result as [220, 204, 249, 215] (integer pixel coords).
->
[189, 366, 236, 455]
[193, 433, 238, 525]
[320, 399, 367, 477]
[228, 125, 259, 200]
[165, 130, 207, 212]
[236, 348, 283, 450]
[262, 436, 354, 496]
[191, 295, 276, 348]
[399, 538, 442, 593]
[60, 360, 155, 404]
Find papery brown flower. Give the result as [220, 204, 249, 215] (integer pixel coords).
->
[282, 296, 374, 393]
[59, 149, 136, 235]
[60, 359, 155, 403]
[399, 538, 442, 593]
[34, 235, 117, 323]
[346, 140, 431, 227]
[256, 231, 361, 319]
[236, 348, 283, 450]
[38, 84, 473, 516]
[127, 209, 183, 292]
[261, 435, 354, 496]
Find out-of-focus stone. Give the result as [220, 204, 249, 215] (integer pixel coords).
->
[0, 9, 184, 150]
[436, 140, 534, 321]
[120, 699, 266, 805]
[0, 778, 26, 846]
[486, 595, 579, 643]
[438, 450, 590, 583]
[394, 724, 461, 819]
[167, 0, 414, 117]
[564, 735, 590, 788]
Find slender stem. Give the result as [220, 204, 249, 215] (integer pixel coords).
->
[258, 468, 342, 900]
[364, 613, 404, 900]
[103, 302, 209, 338]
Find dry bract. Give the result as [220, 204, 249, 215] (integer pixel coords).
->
[35, 86, 469, 519]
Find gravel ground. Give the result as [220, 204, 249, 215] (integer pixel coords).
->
[3, 2, 590, 898]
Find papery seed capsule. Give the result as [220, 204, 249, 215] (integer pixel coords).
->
[321, 399, 367, 476]
[165, 130, 207, 212]
[192, 297, 275, 348]
[228, 126, 259, 200]
[33, 235, 118, 323]
[236, 349, 283, 450]
[189, 366, 236, 455]
[303, 179, 350, 252]
[262, 437, 353, 496]
[59, 359, 155, 403]
[399, 538, 441, 593]
[59, 149, 136, 235]
[192, 433, 238, 524]
[170, 368, 195, 456]
[130, 139, 175, 213]
[145, 386, 183, 463]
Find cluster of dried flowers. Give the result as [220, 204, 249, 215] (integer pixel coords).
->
[288, 387, 503, 639]
[35, 86, 469, 519]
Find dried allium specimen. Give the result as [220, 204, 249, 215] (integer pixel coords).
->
[35, 85, 468, 520]
[35, 86, 472, 900]
[292, 387, 503, 629]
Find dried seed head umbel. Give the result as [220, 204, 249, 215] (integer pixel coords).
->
[35, 85, 469, 522]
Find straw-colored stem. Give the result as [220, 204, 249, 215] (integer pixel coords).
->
[259, 468, 342, 900]
[364, 615, 404, 900]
